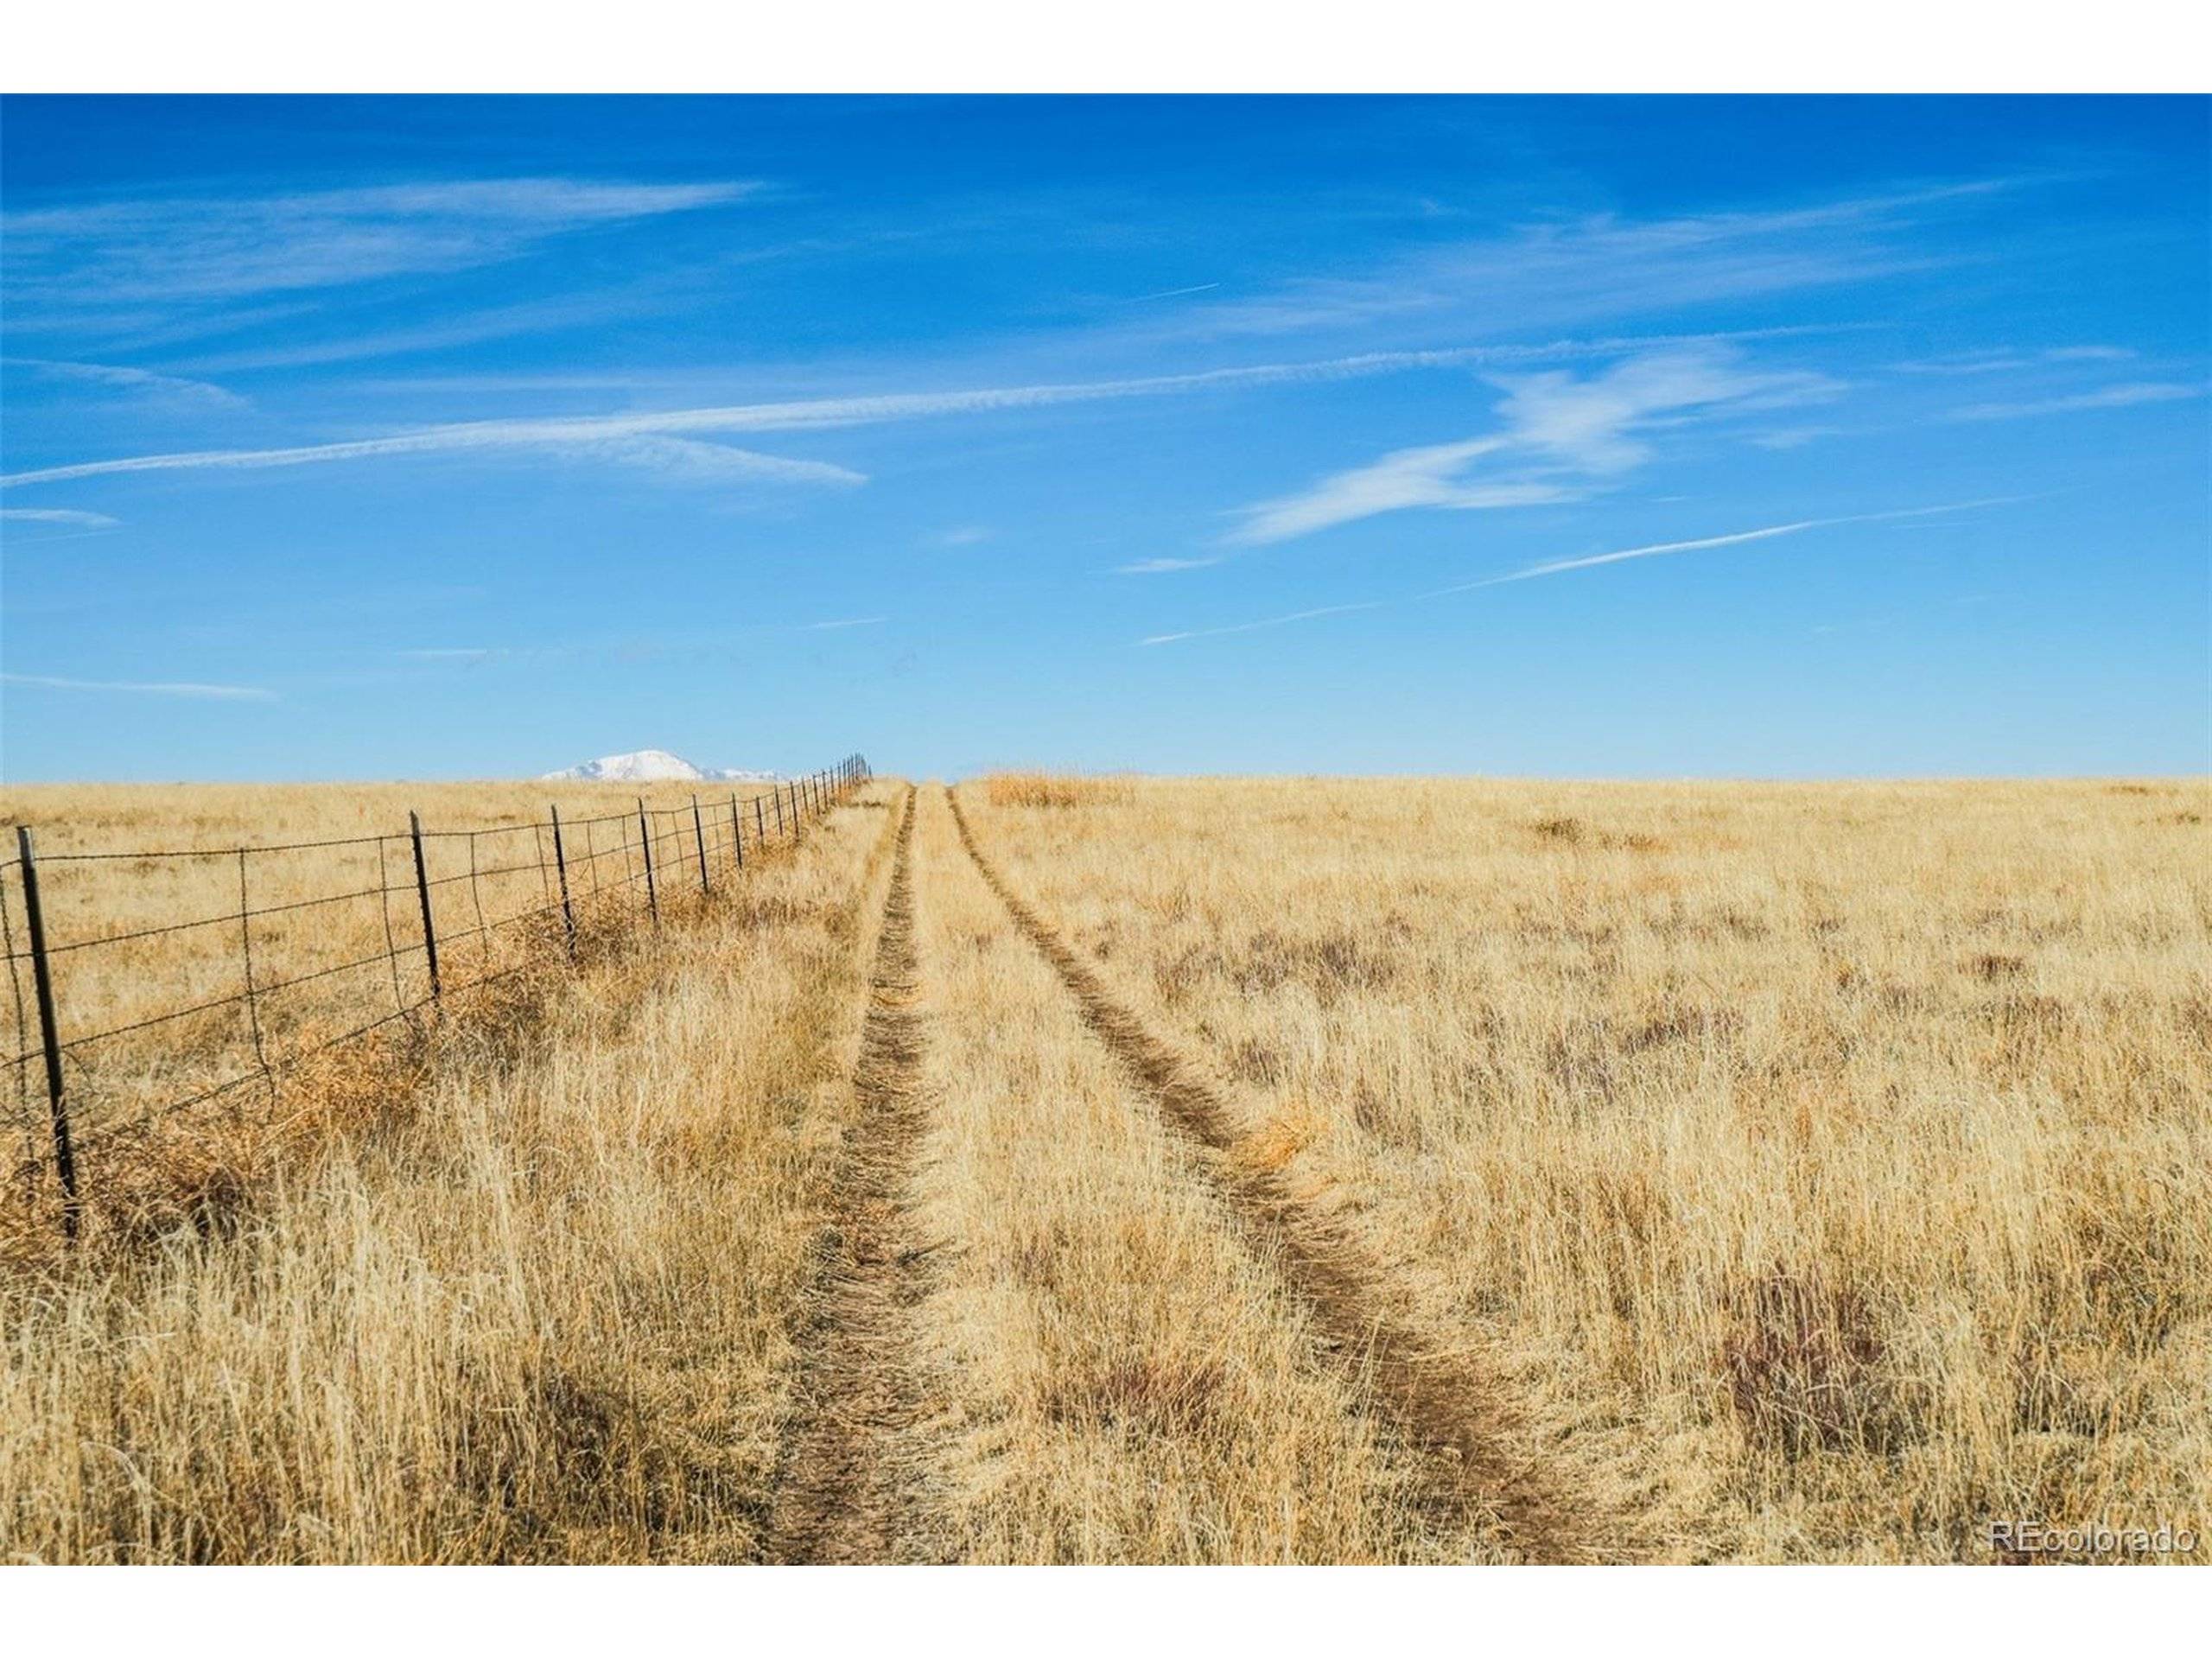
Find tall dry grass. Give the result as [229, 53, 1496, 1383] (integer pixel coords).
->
[0, 780, 901, 1561]
[0, 779, 794, 1170]
[7, 770, 2202, 1563]
[903, 787, 1510, 1561]
[979, 772, 1135, 810]
[953, 776, 2212, 1561]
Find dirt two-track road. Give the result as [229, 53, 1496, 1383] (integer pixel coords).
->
[764, 785, 1600, 1564]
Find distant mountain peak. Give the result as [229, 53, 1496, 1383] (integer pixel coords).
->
[541, 749, 779, 784]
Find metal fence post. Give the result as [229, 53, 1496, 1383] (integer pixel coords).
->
[755, 794, 766, 850]
[692, 794, 711, 895]
[731, 794, 745, 870]
[637, 798, 659, 925]
[772, 786, 785, 838]
[550, 804, 577, 961]
[16, 828, 79, 1240]
[409, 810, 442, 1005]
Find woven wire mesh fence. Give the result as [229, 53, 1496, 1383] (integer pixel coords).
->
[3, 756, 869, 1236]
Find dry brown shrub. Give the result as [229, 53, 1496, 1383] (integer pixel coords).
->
[1723, 1265, 1898, 1460]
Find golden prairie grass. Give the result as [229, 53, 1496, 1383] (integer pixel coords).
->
[0, 779, 798, 1240]
[903, 786, 1513, 1561]
[0, 779, 899, 1561]
[952, 776, 2212, 1561]
[3, 772, 2204, 1563]
[979, 771, 1135, 810]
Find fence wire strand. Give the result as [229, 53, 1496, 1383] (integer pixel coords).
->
[1, 760, 868, 1228]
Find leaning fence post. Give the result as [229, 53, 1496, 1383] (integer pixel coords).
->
[409, 810, 442, 1006]
[731, 794, 745, 870]
[550, 804, 577, 961]
[791, 782, 804, 841]
[637, 798, 659, 925]
[692, 794, 711, 896]
[16, 828, 79, 1240]
[772, 786, 785, 838]
[754, 794, 766, 850]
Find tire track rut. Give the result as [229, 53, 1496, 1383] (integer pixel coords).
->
[948, 787, 1598, 1563]
[766, 787, 938, 1564]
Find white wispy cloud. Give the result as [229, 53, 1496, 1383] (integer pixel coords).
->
[926, 525, 994, 548]
[3, 356, 245, 407]
[552, 436, 866, 486]
[1, 506, 121, 528]
[1151, 181, 2015, 346]
[1750, 425, 1847, 450]
[1116, 556, 1224, 575]
[1892, 344, 2135, 375]
[1226, 347, 1837, 545]
[1946, 382, 2202, 422]
[3, 178, 757, 311]
[1440, 499, 2017, 590]
[2, 672, 275, 700]
[3, 426, 863, 492]
[1123, 282, 1223, 304]
[168, 290, 664, 375]
[1141, 601, 1386, 646]
[397, 647, 505, 661]
[0, 338, 1768, 492]
[1145, 499, 2019, 645]
[804, 616, 887, 631]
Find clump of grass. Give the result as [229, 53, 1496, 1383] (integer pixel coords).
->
[982, 772, 1134, 809]
[1723, 1265, 1896, 1459]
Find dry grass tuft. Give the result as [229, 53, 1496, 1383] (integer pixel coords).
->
[981, 772, 1135, 809]
[1722, 1265, 1895, 1460]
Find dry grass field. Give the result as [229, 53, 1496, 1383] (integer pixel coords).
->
[0, 779, 814, 1238]
[1, 773, 2205, 1562]
[1, 777, 894, 1560]
[953, 776, 2212, 1561]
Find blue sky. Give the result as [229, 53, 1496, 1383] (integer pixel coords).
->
[2, 95, 2205, 780]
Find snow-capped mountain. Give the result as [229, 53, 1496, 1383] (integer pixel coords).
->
[541, 749, 779, 784]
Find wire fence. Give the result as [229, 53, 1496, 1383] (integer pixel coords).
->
[3, 755, 871, 1238]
